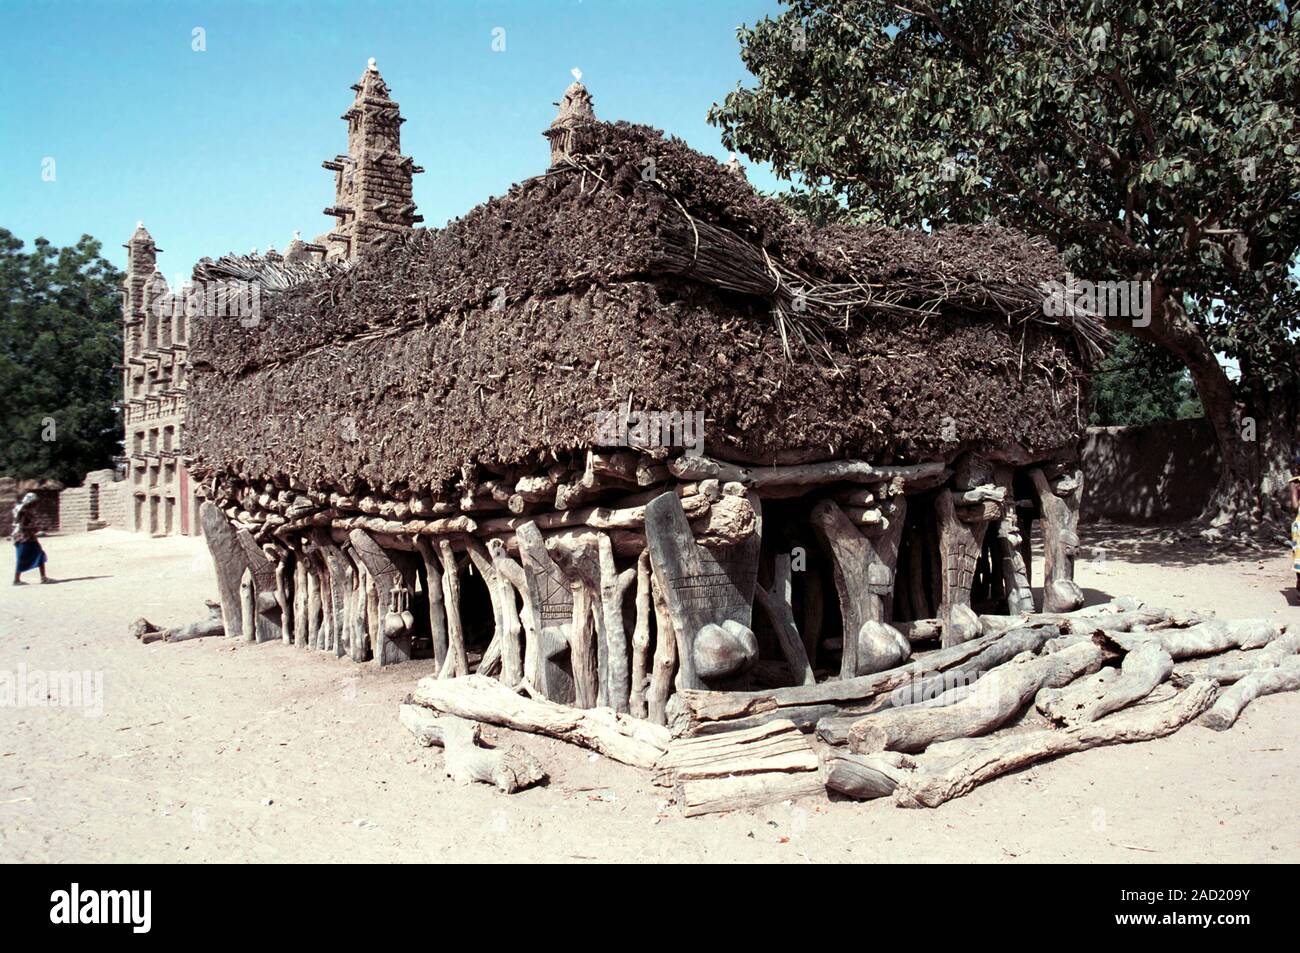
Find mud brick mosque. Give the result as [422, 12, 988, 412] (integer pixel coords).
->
[113, 60, 421, 535]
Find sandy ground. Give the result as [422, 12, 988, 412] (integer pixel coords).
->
[1, 525, 1296, 863]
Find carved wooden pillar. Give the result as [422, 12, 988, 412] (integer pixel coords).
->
[349, 529, 414, 666]
[200, 502, 249, 641]
[644, 492, 760, 690]
[235, 527, 282, 643]
[1029, 466, 1084, 612]
[811, 497, 910, 677]
[994, 467, 1035, 615]
[934, 490, 987, 647]
[516, 521, 577, 704]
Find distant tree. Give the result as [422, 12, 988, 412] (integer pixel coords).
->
[711, 0, 1300, 528]
[0, 229, 124, 485]
[1089, 332, 1203, 426]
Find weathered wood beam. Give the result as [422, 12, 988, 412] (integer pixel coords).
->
[411, 674, 670, 768]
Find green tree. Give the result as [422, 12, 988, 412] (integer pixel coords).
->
[0, 229, 124, 485]
[711, 0, 1300, 527]
[1089, 332, 1204, 425]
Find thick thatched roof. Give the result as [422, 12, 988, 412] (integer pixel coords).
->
[187, 119, 1090, 496]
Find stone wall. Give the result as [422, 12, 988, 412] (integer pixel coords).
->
[1081, 418, 1219, 524]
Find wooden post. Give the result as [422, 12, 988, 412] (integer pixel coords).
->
[647, 567, 679, 725]
[515, 522, 577, 703]
[597, 533, 634, 714]
[437, 539, 470, 677]
[754, 553, 816, 686]
[486, 538, 526, 686]
[934, 490, 987, 646]
[1029, 466, 1084, 613]
[235, 527, 281, 643]
[994, 467, 1035, 615]
[413, 536, 449, 671]
[200, 502, 250, 641]
[630, 550, 653, 718]
[644, 492, 761, 689]
[811, 498, 909, 677]
[349, 528, 413, 665]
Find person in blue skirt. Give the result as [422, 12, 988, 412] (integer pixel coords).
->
[11, 492, 49, 585]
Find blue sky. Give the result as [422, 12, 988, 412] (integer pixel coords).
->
[0, 0, 785, 281]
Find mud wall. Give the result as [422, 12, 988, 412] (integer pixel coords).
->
[1081, 418, 1218, 524]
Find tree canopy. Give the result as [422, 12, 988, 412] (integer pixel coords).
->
[711, 0, 1300, 523]
[0, 229, 124, 486]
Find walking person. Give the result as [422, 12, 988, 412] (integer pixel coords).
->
[11, 492, 49, 585]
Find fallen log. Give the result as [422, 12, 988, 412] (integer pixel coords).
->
[823, 750, 911, 800]
[412, 674, 669, 768]
[163, 610, 226, 643]
[398, 703, 546, 794]
[846, 639, 1105, 754]
[676, 770, 827, 816]
[1172, 628, 1299, 686]
[1035, 642, 1173, 726]
[667, 628, 1017, 734]
[132, 600, 226, 643]
[889, 680, 1219, 807]
[694, 702, 852, 736]
[817, 625, 1055, 744]
[1200, 656, 1300, 731]
[1108, 619, 1281, 660]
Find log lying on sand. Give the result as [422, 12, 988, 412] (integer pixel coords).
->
[1172, 628, 1299, 686]
[131, 600, 226, 643]
[1201, 656, 1300, 731]
[1108, 619, 1281, 660]
[164, 604, 226, 642]
[398, 703, 546, 794]
[411, 674, 669, 768]
[843, 680, 1218, 807]
[823, 750, 912, 800]
[667, 626, 1029, 735]
[816, 625, 1056, 744]
[676, 770, 826, 817]
[846, 639, 1105, 754]
[1035, 642, 1173, 727]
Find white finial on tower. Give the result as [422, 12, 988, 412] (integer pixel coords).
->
[293, 230, 301, 240]
[368, 57, 378, 72]
[571, 67, 583, 82]
[136, 220, 144, 229]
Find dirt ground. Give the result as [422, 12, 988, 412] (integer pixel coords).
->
[2, 524, 1296, 863]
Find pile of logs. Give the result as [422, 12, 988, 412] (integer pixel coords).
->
[401, 598, 1295, 814]
[197, 447, 1089, 735]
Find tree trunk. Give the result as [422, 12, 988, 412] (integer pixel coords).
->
[1135, 284, 1296, 530]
